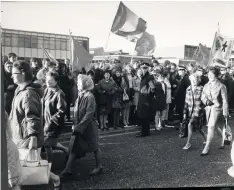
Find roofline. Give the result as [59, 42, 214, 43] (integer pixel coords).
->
[2, 28, 89, 40]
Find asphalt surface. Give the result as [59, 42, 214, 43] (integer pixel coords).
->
[22, 114, 234, 190]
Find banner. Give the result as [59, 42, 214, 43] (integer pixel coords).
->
[208, 32, 234, 67]
[111, 2, 147, 42]
[42, 48, 59, 65]
[193, 43, 210, 68]
[70, 36, 94, 72]
[134, 32, 156, 56]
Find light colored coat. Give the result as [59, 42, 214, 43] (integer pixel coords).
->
[132, 76, 141, 106]
[164, 78, 172, 104]
[201, 80, 228, 123]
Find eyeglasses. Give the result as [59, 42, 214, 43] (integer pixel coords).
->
[12, 72, 21, 75]
[142, 67, 148, 69]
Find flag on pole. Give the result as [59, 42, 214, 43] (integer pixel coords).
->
[42, 47, 59, 65]
[208, 32, 234, 67]
[111, 1, 147, 43]
[70, 36, 94, 72]
[134, 32, 156, 56]
[193, 43, 210, 68]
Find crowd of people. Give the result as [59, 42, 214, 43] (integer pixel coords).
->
[3, 52, 234, 189]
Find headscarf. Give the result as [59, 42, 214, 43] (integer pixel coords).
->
[77, 74, 94, 91]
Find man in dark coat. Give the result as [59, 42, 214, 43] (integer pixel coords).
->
[196, 66, 209, 86]
[169, 63, 180, 121]
[136, 62, 155, 137]
[219, 67, 234, 108]
[174, 65, 191, 122]
[3, 61, 17, 114]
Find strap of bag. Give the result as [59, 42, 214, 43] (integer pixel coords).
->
[22, 149, 41, 167]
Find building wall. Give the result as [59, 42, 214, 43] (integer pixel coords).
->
[1, 28, 89, 62]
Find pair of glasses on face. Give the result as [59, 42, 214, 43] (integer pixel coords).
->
[142, 67, 148, 70]
[12, 72, 21, 75]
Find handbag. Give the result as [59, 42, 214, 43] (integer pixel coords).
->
[18, 149, 51, 185]
[224, 118, 232, 145]
[179, 119, 188, 138]
[123, 89, 129, 101]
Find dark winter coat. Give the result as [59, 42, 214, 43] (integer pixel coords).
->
[219, 73, 234, 105]
[9, 82, 44, 149]
[112, 76, 127, 109]
[70, 91, 98, 154]
[42, 86, 67, 137]
[137, 72, 155, 118]
[174, 74, 191, 113]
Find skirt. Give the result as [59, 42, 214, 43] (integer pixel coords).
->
[68, 134, 98, 159]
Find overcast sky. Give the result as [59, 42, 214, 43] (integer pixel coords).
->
[1, 1, 234, 54]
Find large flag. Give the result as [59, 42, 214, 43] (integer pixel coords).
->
[134, 32, 156, 56]
[111, 2, 147, 43]
[42, 47, 59, 65]
[193, 43, 210, 68]
[208, 32, 234, 67]
[70, 36, 94, 72]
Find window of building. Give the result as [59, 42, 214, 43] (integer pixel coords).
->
[44, 37, 50, 49]
[4, 33, 12, 46]
[31, 36, 38, 49]
[67, 40, 70, 50]
[56, 39, 61, 50]
[61, 39, 67, 50]
[25, 35, 31, 48]
[12, 34, 18, 47]
[38, 36, 43, 49]
[18, 35, 25, 47]
[50, 38, 55, 50]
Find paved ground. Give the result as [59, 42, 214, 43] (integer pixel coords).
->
[23, 114, 234, 190]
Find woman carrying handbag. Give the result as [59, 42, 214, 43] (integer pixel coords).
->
[9, 60, 61, 190]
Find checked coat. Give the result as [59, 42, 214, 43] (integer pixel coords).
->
[183, 85, 204, 119]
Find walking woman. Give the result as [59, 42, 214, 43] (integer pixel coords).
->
[112, 67, 127, 129]
[182, 73, 206, 150]
[201, 66, 228, 156]
[9, 60, 61, 190]
[60, 74, 103, 177]
[96, 70, 116, 130]
[42, 71, 68, 162]
[151, 67, 167, 131]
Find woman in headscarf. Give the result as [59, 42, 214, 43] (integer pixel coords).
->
[201, 66, 228, 156]
[182, 73, 206, 150]
[60, 74, 103, 177]
[42, 71, 68, 162]
[112, 67, 127, 129]
[96, 70, 116, 130]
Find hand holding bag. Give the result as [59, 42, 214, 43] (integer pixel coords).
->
[19, 149, 51, 185]
[123, 89, 129, 101]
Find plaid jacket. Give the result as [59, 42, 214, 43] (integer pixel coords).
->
[183, 85, 204, 118]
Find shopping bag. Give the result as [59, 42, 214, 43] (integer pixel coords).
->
[224, 119, 232, 145]
[19, 149, 51, 185]
[123, 90, 129, 101]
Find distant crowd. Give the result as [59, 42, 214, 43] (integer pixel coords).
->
[3, 52, 234, 189]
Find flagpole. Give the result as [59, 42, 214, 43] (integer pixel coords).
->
[69, 29, 73, 73]
[130, 42, 137, 64]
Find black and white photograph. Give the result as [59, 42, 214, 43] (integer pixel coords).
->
[1, 1, 234, 189]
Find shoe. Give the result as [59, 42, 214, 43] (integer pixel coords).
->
[183, 143, 191, 150]
[200, 152, 209, 156]
[89, 167, 104, 176]
[179, 134, 187, 138]
[155, 127, 161, 131]
[54, 183, 62, 190]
